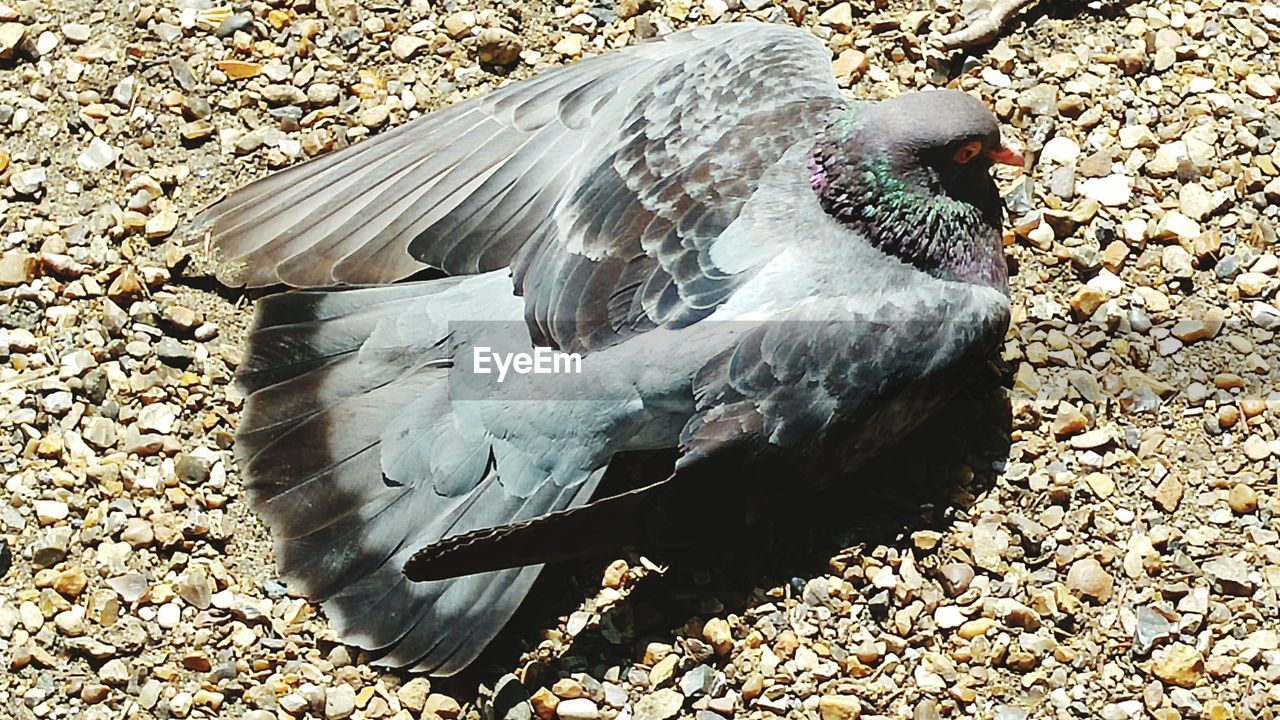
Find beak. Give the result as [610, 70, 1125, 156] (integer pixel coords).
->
[986, 144, 1025, 168]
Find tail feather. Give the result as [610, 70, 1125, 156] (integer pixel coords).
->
[405, 477, 673, 581]
[235, 278, 605, 674]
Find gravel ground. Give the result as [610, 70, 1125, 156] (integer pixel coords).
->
[3, 0, 1280, 719]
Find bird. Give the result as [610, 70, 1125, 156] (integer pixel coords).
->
[189, 21, 1022, 676]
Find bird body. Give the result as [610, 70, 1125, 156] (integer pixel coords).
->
[193, 22, 1018, 674]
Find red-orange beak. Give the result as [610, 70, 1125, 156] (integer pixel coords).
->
[986, 145, 1025, 167]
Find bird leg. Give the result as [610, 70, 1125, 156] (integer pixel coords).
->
[937, 0, 1040, 49]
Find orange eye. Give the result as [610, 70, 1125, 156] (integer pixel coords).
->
[953, 141, 983, 164]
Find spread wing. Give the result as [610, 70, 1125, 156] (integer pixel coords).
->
[190, 22, 843, 351]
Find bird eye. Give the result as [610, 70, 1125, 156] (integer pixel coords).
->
[953, 141, 983, 164]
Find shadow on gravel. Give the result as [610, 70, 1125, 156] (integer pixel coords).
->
[433, 363, 1013, 703]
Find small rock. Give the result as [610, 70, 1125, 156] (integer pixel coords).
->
[443, 11, 476, 38]
[1079, 174, 1131, 206]
[0, 252, 37, 286]
[819, 695, 862, 720]
[1135, 605, 1175, 654]
[391, 35, 430, 61]
[530, 688, 559, 719]
[818, 3, 853, 31]
[62, 23, 91, 42]
[53, 566, 88, 597]
[1243, 74, 1277, 99]
[121, 518, 154, 547]
[934, 606, 966, 628]
[325, 684, 357, 720]
[1152, 644, 1204, 688]
[10, 167, 46, 195]
[553, 33, 583, 57]
[0, 22, 27, 60]
[1040, 136, 1080, 165]
[939, 563, 974, 596]
[1242, 434, 1271, 460]
[702, 617, 732, 654]
[1067, 558, 1113, 601]
[649, 654, 678, 687]
[632, 688, 684, 720]
[156, 602, 181, 629]
[1202, 556, 1253, 595]
[1155, 211, 1201, 242]
[357, 104, 389, 129]
[424, 694, 462, 719]
[106, 573, 149, 603]
[557, 698, 599, 720]
[81, 684, 110, 704]
[477, 28, 521, 66]
[77, 138, 117, 172]
[1178, 184, 1217, 220]
[170, 691, 193, 718]
[1052, 404, 1089, 436]
[34, 500, 69, 525]
[832, 49, 868, 83]
[99, 658, 131, 685]
[145, 211, 179, 239]
[1227, 484, 1258, 514]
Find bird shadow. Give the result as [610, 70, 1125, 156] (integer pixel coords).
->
[431, 364, 1013, 702]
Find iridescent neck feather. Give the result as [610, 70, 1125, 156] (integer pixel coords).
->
[807, 109, 1008, 291]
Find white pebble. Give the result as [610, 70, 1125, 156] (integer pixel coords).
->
[35, 500, 69, 524]
[156, 602, 181, 629]
[1040, 136, 1080, 165]
[1079, 174, 1132, 207]
[77, 138, 118, 172]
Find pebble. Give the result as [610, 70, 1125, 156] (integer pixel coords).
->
[832, 49, 868, 83]
[1040, 136, 1080, 164]
[358, 104, 389, 129]
[819, 695, 862, 720]
[554, 33, 583, 57]
[1153, 644, 1205, 688]
[170, 691, 193, 718]
[1079, 174, 1131, 206]
[939, 563, 974, 596]
[443, 11, 476, 39]
[0, 22, 26, 59]
[99, 658, 130, 685]
[1067, 558, 1114, 601]
[556, 698, 600, 720]
[424, 694, 463, 719]
[324, 684, 357, 720]
[34, 500, 69, 525]
[702, 617, 732, 654]
[818, 3, 853, 31]
[934, 605, 967, 628]
[77, 138, 117, 171]
[632, 688, 684, 720]
[156, 602, 181, 629]
[0, 252, 37, 286]
[477, 28, 522, 66]
[392, 35, 430, 61]
[1227, 484, 1258, 514]
[10, 167, 46, 195]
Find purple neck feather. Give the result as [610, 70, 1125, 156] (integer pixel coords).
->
[807, 137, 1008, 292]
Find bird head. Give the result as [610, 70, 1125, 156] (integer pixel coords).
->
[838, 90, 1022, 213]
[808, 90, 1018, 288]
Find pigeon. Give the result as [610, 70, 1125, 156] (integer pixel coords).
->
[190, 21, 1022, 675]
